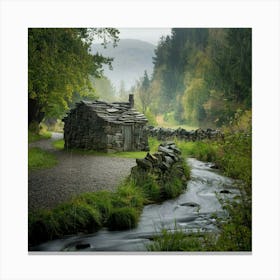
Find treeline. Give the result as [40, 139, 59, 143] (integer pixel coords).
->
[134, 28, 251, 127]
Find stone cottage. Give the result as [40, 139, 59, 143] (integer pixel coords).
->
[63, 95, 149, 152]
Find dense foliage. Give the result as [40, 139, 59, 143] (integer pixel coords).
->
[28, 28, 119, 127]
[141, 28, 251, 127]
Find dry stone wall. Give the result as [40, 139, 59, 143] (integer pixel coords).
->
[144, 126, 223, 142]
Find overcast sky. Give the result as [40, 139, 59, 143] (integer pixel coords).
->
[116, 28, 172, 45]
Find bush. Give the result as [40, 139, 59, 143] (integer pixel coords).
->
[107, 207, 139, 230]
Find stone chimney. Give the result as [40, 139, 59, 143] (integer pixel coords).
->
[129, 94, 134, 108]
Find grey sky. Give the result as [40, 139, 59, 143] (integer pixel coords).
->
[117, 28, 172, 45]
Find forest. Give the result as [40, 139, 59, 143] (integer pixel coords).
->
[132, 28, 251, 128]
[28, 28, 251, 130]
[28, 28, 252, 252]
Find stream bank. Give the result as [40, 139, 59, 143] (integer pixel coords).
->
[31, 158, 239, 252]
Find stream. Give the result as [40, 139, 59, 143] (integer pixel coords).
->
[31, 158, 240, 252]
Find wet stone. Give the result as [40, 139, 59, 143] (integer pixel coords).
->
[75, 243, 90, 250]
[180, 202, 200, 208]
[220, 190, 232, 194]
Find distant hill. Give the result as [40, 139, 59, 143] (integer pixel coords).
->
[91, 39, 155, 91]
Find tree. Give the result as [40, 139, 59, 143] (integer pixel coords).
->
[138, 70, 150, 113]
[28, 28, 119, 127]
[149, 28, 251, 127]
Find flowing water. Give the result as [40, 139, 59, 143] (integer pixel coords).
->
[31, 158, 240, 252]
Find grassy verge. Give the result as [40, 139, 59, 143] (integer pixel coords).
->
[29, 150, 191, 247]
[28, 148, 57, 171]
[52, 139, 64, 150]
[52, 137, 162, 159]
[147, 228, 211, 252]
[29, 180, 144, 246]
[28, 130, 52, 143]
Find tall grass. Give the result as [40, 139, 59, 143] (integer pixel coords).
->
[147, 226, 209, 251]
[29, 180, 146, 247]
[28, 147, 57, 170]
[131, 160, 190, 203]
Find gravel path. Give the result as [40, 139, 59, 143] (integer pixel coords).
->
[28, 133, 136, 211]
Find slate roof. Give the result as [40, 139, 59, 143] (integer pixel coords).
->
[79, 100, 148, 125]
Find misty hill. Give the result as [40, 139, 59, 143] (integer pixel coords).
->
[91, 39, 155, 90]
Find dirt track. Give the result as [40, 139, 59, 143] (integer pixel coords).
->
[28, 133, 136, 210]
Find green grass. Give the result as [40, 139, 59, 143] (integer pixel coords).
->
[147, 226, 208, 251]
[52, 139, 64, 150]
[52, 137, 161, 159]
[28, 147, 57, 170]
[175, 140, 219, 162]
[131, 159, 190, 203]
[28, 130, 52, 143]
[107, 207, 139, 230]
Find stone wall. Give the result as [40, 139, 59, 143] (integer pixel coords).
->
[144, 126, 223, 142]
[131, 142, 189, 199]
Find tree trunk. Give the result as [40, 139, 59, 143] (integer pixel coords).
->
[28, 98, 45, 127]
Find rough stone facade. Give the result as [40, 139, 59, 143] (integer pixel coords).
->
[63, 95, 149, 152]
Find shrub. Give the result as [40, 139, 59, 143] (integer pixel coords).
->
[107, 207, 139, 230]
